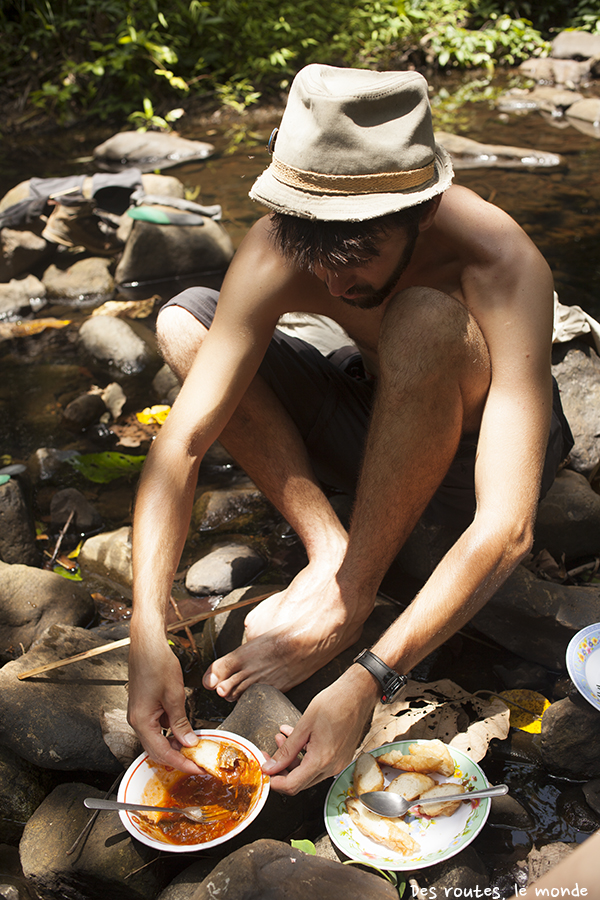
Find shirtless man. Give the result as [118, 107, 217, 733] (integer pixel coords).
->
[127, 65, 572, 793]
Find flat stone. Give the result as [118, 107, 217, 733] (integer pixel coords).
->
[185, 541, 265, 595]
[540, 696, 600, 779]
[0, 623, 128, 771]
[436, 131, 563, 169]
[19, 782, 167, 900]
[189, 839, 399, 899]
[94, 131, 215, 173]
[551, 30, 600, 60]
[78, 526, 133, 589]
[0, 561, 94, 665]
[552, 340, 600, 476]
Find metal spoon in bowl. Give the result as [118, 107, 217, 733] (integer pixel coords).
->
[83, 797, 228, 823]
[359, 783, 509, 818]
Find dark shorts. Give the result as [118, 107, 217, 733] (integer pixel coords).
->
[161, 287, 574, 530]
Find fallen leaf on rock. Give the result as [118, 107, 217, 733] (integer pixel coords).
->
[0, 318, 71, 340]
[91, 297, 158, 319]
[359, 678, 510, 762]
[136, 404, 171, 425]
[497, 689, 550, 734]
[100, 707, 142, 767]
[68, 451, 146, 483]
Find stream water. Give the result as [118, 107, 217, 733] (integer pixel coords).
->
[1, 70, 600, 892]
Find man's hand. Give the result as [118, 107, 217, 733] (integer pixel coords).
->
[127, 637, 201, 775]
[261, 669, 380, 794]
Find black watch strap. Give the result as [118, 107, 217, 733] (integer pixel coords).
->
[353, 649, 407, 704]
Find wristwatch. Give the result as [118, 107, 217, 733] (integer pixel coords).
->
[353, 649, 407, 704]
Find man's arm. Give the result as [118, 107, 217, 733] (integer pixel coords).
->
[127, 221, 350, 769]
[264, 195, 556, 792]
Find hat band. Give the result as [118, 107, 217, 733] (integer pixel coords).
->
[271, 156, 435, 195]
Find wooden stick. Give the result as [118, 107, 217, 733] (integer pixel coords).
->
[16, 590, 276, 680]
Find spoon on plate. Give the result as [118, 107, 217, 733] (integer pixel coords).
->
[359, 783, 509, 818]
[83, 797, 228, 823]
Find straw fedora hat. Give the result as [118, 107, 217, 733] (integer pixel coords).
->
[249, 64, 453, 221]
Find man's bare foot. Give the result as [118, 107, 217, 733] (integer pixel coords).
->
[202, 571, 372, 701]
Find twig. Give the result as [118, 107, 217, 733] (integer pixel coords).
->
[567, 558, 600, 579]
[17, 590, 276, 680]
[66, 772, 122, 856]
[45, 508, 75, 569]
[169, 596, 198, 657]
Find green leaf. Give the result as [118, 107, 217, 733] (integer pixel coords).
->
[53, 563, 83, 581]
[0, 475, 10, 486]
[69, 452, 146, 483]
[290, 839, 316, 855]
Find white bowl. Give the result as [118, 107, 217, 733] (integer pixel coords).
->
[117, 729, 270, 852]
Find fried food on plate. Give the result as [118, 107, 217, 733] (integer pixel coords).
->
[353, 752, 385, 796]
[377, 739, 455, 777]
[414, 782, 465, 817]
[346, 798, 420, 855]
[386, 770, 436, 801]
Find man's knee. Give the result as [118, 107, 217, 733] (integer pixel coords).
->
[380, 286, 489, 379]
[156, 304, 208, 381]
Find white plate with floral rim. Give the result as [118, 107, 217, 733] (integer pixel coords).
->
[566, 623, 600, 713]
[324, 739, 492, 870]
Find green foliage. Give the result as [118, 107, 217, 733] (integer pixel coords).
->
[68, 452, 146, 483]
[0, 0, 590, 127]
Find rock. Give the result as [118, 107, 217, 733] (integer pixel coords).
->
[556, 785, 600, 832]
[0, 226, 54, 282]
[93, 130, 215, 173]
[552, 340, 600, 477]
[41, 257, 114, 304]
[414, 847, 489, 896]
[219, 683, 301, 758]
[534, 469, 600, 561]
[471, 565, 600, 671]
[0, 479, 38, 566]
[0, 275, 46, 318]
[50, 488, 103, 535]
[78, 315, 160, 377]
[61, 391, 107, 432]
[79, 526, 133, 588]
[0, 623, 128, 771]
[114, 215, 233, 286]
[435, 131, 563, 170]
[0, 561, 94, 664]
[582, 778, 600, 816]
[0, 745, 52, 845]
[30, 448, 80, 483]
[152, 362, 180, 404]
[526, 842, 576, 884]
[19, 782, 168, 900]
[493, 660, 550, 693]
[488, 793, 535, 831]
[185, 541, 265, 595]
[519, 57, 594, 89]
[539, 696, 600, 778]
[191, 481, 273, 533]
[156, 861, 216, 900]
[551, 30, 600, 60]
[188, 839, 399, 899]
[566, 98, 600, 138]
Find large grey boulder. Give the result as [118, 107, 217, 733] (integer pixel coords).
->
[472, 565, 600, 671]
[19, 782, 168, 900]
[78, 315, 160, 377]
[0, 561, 94, 665]
[540, 696, 600, 779]
[94, 130, 215, 173]
[0, 479, 39, 566]
[0, 623, 128, 771]
[534, 469, 600, 561]
[552, 340, 600, 477]
[114, 215, 233, 286]
[188, 839, 399, 900]
[42, 257, 114, 303]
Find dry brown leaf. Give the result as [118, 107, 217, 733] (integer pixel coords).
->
[91, 297, 158, 319]
[359, 678, 510, 762]
[0, 318, 71, 340]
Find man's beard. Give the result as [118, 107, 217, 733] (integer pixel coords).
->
[339, 225, 420, 310]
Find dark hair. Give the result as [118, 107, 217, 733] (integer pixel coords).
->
[269, 201, 433, 271]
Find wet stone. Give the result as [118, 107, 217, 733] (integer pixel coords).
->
[556, 786, 600, 833]
[0, 745, 53, 846]
[185, 540, 265, 595]
[540, 695, 600, 779]
[50, 488, 102, 535]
